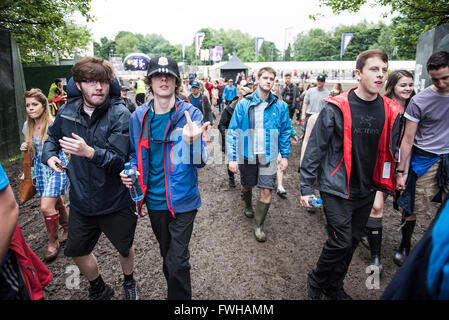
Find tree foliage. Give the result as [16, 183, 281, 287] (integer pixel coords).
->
[292, 21, 418, 61]
[318, 0, 449, 27]
[0, 0, 93, 63]
[95, 28, 281, 64]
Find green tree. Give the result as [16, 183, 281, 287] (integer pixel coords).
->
[317, 0, 448, 27]
[0, 0, 93, 63]
[293, 29, 338, 61]
[94, 37, 116, 60]
[335, 22, 382, 60]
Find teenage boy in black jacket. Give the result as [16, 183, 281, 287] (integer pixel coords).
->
[42, 57, 138, 300]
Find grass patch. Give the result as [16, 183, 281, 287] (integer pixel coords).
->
[0, 153, 23, 165]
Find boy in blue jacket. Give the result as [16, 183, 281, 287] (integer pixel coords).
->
[121, 55, 209, 300]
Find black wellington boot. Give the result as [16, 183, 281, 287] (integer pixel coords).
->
[393, 219, 416, 267]
[367, 226, 383, 273]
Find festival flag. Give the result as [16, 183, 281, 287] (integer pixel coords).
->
[340, 33, 354, 58]
[195, 32, 205, 57]
[255, 37, 264, 59]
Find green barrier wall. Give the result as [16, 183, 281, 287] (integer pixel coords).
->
[23, 65, 73, 94]
[0, 31, 26, 162]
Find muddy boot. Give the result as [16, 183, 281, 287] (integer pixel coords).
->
[242, 190, 254, 218]
[58, 204, 69, 243]
[366, 226, 383, 273]
[393, 219, 416, 267]
[254, 201, 270, 242]
[44, 213, 60, 262]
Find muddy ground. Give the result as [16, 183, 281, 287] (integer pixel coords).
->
[3, 112, 437, 301]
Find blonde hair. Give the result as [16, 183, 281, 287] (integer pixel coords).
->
[24, 88, 54, 157]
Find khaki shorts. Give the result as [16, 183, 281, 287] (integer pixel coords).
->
[414, 161, 448, 216]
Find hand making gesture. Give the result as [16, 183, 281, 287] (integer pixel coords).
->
[182, 111, 210, 144]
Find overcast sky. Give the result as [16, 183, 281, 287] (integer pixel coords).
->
[78, 0, 393, 50]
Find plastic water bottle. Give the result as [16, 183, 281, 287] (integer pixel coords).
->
[308, 196, 323, 208]
[124, 162, 143, 202]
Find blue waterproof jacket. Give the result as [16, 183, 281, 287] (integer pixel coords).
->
[222, 85, 237, 101]
[226, 89, 291, 163]
[129, 99, 208, 217]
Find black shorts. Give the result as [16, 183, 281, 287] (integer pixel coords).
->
[64, 206, 137, 258]
[238, 155, 277, 190]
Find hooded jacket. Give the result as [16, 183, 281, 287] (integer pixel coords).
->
[129, 99, 208, 217]
[226, 89, 291, 163]
[300, 88, 402, 198]
[9, 224, 53, 300]
[42, 96, 133, 216]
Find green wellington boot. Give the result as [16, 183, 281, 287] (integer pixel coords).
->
[242, 190, 255, 218]
[254, 201, 270, 242]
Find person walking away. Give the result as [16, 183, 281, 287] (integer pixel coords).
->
[42, 57, 138, 300]
[281, 73, 300, 119]
[394, 51, 449, 266]
[226, 67, 291, 242]
[121, 55, 210, 300]
[20, 89, 69, 262]
[300, 49, 402, 300]
[360, 70, 414, 271]
[218, 86, 252, 188]
[300, 75, 329, 134]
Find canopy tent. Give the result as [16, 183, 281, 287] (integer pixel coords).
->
[218, 55, 248, 82]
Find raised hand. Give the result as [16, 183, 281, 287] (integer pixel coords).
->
[182, 111, 210, 144]
[59, 133, 95, 159]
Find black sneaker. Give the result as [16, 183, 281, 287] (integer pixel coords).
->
[323, 287, 353, 300]
[123, 278, 139, 300]
[307, 282, 323, 300]
[87, 283, 114, 300]
[229, 178, 236, 188]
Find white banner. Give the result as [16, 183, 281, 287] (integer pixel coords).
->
[255, 37, 264, 58]
[195, 32, 205, 57]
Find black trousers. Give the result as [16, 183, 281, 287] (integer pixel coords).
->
[308, 191, 375, 290]
[148, 209, 197, 300]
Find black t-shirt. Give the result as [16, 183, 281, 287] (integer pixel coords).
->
[348, 90, 385, 198]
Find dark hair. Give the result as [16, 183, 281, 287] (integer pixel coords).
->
[284, 73, 292, 78]
[426, 51, 449, 72]
[71, 56, 115, 83]
[55, 78, 62, 84]
[385, 70, 415, 111]
[356, 49, 388, 71]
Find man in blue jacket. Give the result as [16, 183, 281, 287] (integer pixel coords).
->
[226, 66, 291, 242]
[121, 55, 209, 300]
[42, 57, 137, 300]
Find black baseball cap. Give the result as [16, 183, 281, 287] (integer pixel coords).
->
[146, 55, 180, 80]
[317, 75, 326, 82]
[120, 85, 130, 91]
